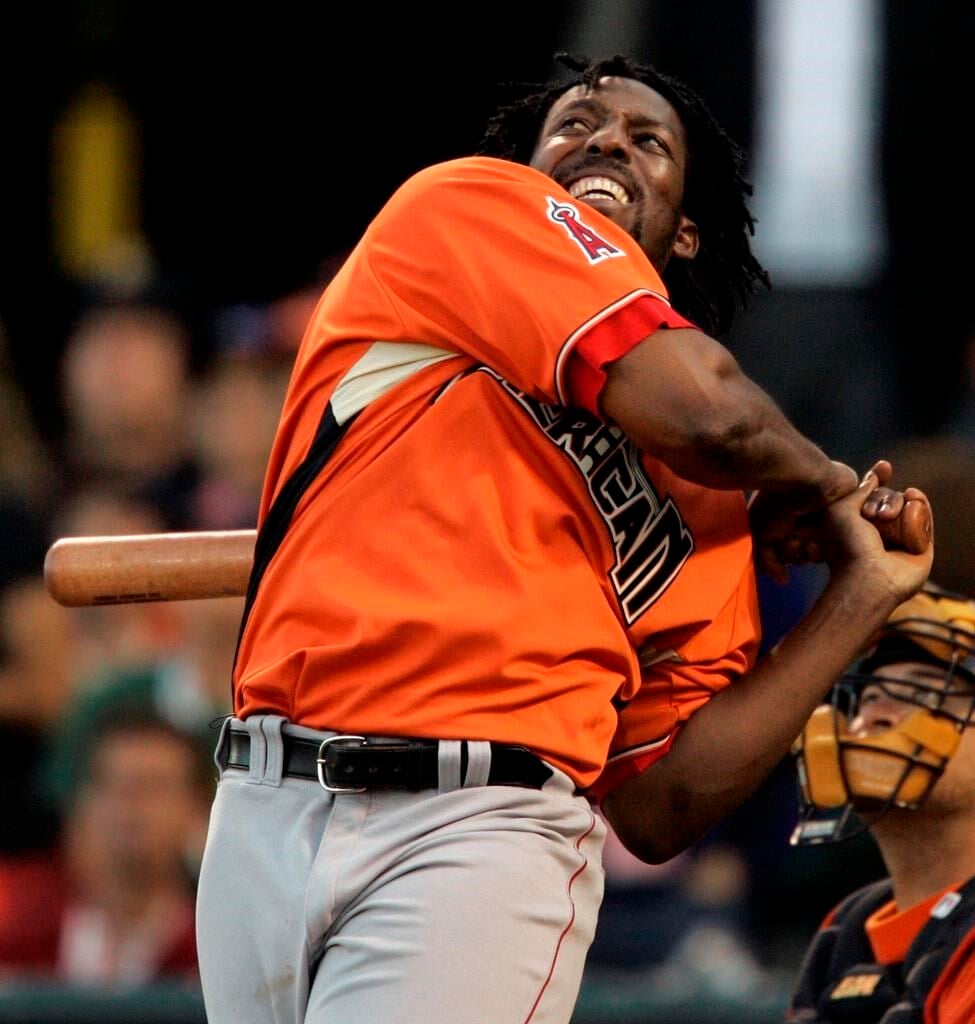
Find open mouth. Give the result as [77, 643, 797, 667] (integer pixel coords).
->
[568, 175, 632, 206]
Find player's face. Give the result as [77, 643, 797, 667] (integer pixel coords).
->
[530, 76, 699, 272]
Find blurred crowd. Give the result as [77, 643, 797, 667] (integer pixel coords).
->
[2, 250, 975, 1007]
[0, 259, 319, 990]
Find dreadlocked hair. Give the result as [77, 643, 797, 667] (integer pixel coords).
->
[478, 53, 771, 337]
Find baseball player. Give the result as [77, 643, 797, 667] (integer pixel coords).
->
[195, 54, 933, 1023]
[788, 583, 975, 1022]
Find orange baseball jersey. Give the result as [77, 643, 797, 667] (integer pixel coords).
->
[233, 156, 761, 793]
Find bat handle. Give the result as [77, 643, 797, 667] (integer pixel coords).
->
[872, 497, 932, 555]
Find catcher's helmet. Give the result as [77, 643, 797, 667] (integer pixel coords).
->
[790, 582, 975, 846]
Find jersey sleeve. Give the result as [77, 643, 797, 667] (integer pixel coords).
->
[586, 563, 760, 803]
[362, 156, 694, 413]
[566, 296, 695, 413]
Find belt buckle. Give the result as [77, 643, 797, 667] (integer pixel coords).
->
[316, 735, 368, 793]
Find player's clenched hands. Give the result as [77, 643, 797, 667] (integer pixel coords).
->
[748, 460, 858, 584]
[749, 460, 933, 597]
[817, 463, 933, 604]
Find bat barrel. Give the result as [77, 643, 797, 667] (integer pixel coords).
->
[44, 530, 256, 606]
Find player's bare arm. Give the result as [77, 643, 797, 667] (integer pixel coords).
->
[601, 326, 857, 502]
[601, 465, 933, 864]
[600, 324, 879, 582]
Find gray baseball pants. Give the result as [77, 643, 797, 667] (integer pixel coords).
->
[196, 715, 606, 1024]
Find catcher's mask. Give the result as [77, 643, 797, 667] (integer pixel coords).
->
[790, 583, 975, 846]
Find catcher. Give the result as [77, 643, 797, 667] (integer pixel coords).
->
[195, 53, 933, 1023]
[788, 583, 975, 1022]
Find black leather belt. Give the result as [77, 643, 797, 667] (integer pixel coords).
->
[223, 728, 553, 792]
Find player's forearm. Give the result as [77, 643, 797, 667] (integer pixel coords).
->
[602, 570, 901, 864]
[601, 328, 848, 499]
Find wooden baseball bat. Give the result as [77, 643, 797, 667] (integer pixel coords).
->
[44, 529, 256, 606]
[43, 498, 932, 608]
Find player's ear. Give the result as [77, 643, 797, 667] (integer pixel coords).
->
[671, 214, 699, 261]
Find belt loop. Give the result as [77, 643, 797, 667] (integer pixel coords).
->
[245, 716, 267, 783]
[438, 740, 463, 793]
[260, 715, 287, 787]
[463, 741, 491, 788]
[213, 716, 233, 773]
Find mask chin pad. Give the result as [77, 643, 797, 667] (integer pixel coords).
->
[840, 710, 960, 806]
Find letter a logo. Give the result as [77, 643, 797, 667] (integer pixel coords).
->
[546, 198, 624, 264]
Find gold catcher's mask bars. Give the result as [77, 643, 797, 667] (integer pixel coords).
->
[790, 586, 975, 846]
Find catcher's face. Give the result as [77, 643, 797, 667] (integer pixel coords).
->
[849, 661, 975, 816]
[530, 76, 699, 273]
[851, 662, 975, 735]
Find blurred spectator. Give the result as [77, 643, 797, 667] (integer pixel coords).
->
[0, 497, 71, 732]
[57, 300, 202, 530]
[41, 590, 239, 811]
[0, 711, 212, 987]
[1, 487, 185, 854]
[210, 279, 325, 360]
[189, 349, 291, 530]
[51, 486, 180, 678]
[185, 281, 322, 530]
[13, 482, 231, 815]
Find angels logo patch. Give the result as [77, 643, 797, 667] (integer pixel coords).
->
[547, 198, 624, 264]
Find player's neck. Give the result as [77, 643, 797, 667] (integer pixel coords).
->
[874, 809, 975, 910]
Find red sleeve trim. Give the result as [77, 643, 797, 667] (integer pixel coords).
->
[564, 293, 696, 414]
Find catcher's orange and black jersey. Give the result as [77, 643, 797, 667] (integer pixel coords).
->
[233, 156, 761, 794]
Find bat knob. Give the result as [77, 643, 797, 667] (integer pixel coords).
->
[874, 496, 932, 555]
